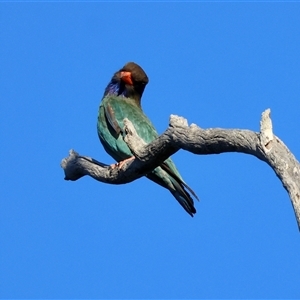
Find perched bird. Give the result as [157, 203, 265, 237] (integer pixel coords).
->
[97, 62, 198, 216]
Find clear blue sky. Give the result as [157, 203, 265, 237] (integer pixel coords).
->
[1, 2, 300, 299]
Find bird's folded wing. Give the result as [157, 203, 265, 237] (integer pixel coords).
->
[104, 103, 121, 136]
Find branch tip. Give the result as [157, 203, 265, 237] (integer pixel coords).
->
[260, 108, 274, 150]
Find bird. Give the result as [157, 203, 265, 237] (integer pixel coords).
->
[97, 62, 198, 216]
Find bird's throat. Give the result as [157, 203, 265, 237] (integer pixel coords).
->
[105, 81, 125, 97]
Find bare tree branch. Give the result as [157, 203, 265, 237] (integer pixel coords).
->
[61, 109, 300, 230]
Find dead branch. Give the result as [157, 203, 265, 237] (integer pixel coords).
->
[61, 109, 300, 230]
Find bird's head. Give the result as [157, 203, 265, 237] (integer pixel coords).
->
[104, 62, 149, 106]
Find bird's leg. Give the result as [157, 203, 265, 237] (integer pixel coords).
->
[110, 156, 135, 169]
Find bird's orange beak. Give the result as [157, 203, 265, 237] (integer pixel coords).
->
[120, 71, 133, 85]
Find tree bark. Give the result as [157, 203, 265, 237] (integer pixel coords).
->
[60, 109, 300, 231]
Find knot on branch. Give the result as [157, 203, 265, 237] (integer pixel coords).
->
[169, 114, 189, 128]
[169, 115, 202, 134]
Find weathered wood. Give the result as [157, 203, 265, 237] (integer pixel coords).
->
[61, 109, 300, 230]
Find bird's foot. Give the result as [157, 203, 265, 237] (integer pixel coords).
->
[110, 156, 135, 170]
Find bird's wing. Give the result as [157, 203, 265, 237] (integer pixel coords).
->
[104, 103, 121, 136]
[98, 95, 159, 161]
[103, 96, 159, 142]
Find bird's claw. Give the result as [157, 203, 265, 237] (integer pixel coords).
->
[110, 156, 135, 170]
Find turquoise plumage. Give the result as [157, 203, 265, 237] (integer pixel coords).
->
[97, 62, 198, 216]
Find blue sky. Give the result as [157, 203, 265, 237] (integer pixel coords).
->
[1, 2, 300, 299]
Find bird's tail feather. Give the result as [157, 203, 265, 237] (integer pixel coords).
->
[169, 176, 197, 217]
[146, 164, 198, 217]
[160, 162, 199, 201]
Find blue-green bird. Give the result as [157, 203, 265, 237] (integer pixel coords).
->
[97, 62, 198, 216]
